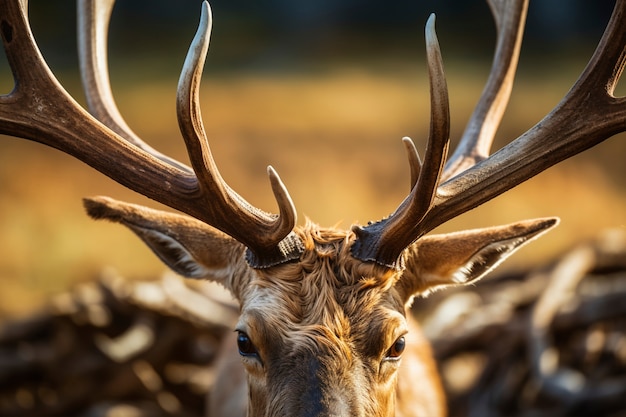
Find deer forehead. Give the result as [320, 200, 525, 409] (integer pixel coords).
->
[238, 291, 407, 365]
[236, 226, 407, 355]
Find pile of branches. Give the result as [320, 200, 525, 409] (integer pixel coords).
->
[0, 272, 238, 417]
[0, 230, 625, 417]
[422, 229, 626, 417]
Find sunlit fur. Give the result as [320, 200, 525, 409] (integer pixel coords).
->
[86, 198, 554, 417]
[229, 221, 444, 417]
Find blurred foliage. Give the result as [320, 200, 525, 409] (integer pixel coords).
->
[0, 1, 624, 316]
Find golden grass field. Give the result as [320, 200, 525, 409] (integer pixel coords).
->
[0, 62, 625, 317]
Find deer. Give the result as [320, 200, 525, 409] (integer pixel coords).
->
[1, 0, 625, 415]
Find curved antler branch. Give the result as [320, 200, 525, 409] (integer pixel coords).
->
[0, 0, 303, 268]
[417, 0, 626, 235]
[176, 2, 300, 265]
[442, 0, 528, 181]
[77, 0, 190, 172]
[352, 14, 450, 268]
[0, 0, 191, 198]
[352, 0, 626, 269]
[402, 137, 421, 190]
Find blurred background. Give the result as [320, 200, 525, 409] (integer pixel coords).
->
[0, 0, 624, 317]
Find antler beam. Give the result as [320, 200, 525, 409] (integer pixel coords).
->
[442, 0, 529, 180]
[424, 0, 626, 233]
[77, 0, 190, 171]
[352, 14, 450, 267]
[0, 0, 302, 267]
[352, 0, 626, 268]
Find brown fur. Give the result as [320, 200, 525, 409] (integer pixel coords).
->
[87, 197, 556, 417]
[214, 222, 446, 417]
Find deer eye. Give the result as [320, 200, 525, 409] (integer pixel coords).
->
[385, 336, 406, 360]
[236, 331, 258, 357]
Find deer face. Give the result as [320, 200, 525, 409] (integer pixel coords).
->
[85, 197, 557, 417]
[234, 229, 406, 417]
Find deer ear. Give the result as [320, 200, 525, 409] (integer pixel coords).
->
[398, 217, 559, 302]
[83, 196, 246, 284]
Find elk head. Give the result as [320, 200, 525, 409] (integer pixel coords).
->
[1, 0, 625, 416]
[86, 196, 557, 416]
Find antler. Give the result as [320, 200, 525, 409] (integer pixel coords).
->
[352, 0, 626, 269]
[77, 0, 189, 172]
[0, 0, 302, 267]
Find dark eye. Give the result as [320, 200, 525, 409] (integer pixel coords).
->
[385, 336, 406, 360]
[237, 331, 258, 357]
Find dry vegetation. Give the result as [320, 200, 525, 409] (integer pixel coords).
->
[1, 228, 624, 416]
[0, 65, 624, 317]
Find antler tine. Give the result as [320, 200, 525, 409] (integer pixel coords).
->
[416, 0, 626, 235]
[352, 14, 450, 268]
[353, 0, 626, 269]
[0, 0, 302, 267]
[402, 137, 421, 190]
[177, 2, 300, 266]
[442, 0, 528, 181]
[0, 0, 162, 188]
[77, 0, 191, 172]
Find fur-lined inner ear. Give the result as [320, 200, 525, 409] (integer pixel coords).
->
[399, 217, 559, 301]
[450, 235, 537, 284]
[83, 196, 246, 284]
[128, 226, 213, 279]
